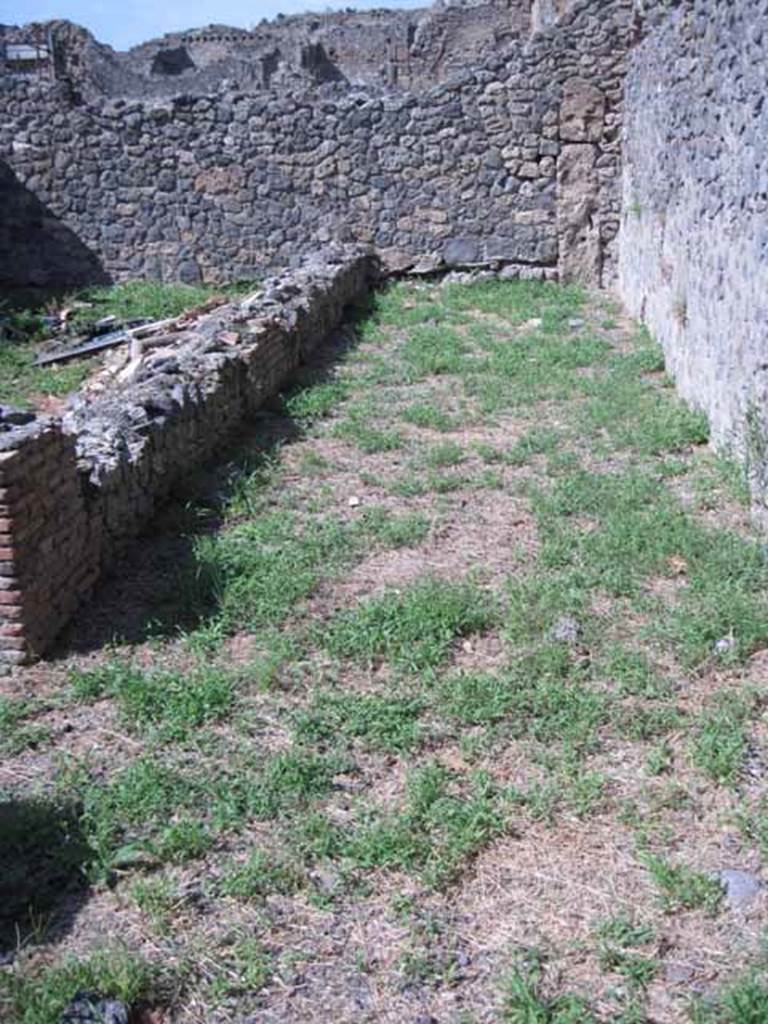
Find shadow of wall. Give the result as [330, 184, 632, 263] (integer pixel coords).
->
[0, 158, 110, 303]
[0, 798, 93, 955]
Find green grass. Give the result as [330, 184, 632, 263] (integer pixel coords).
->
[0, 696, 50, 755]
[401, 324, 469, 378]
[64, 757, 210, 877]
[359, 507, 431, 548]
[70, 661, 235, 740]
[323, 577, 498, 670]
[0, 341, 96, 408]
[503, 955, 595, 1023]
[690, 973, 768, 1023]
[401, 400, 459, 431]
[595, 915, 658, 991]
[691, 691, 759, 786]
[344, 763, 507, 887]
[0, 279, 255, 409]
[6, 276, 768, 1019]
[294, 692, 424, 752]
[334, 418, 404, 453]
[506, 427, 562, 466]
[599, 646, 671, 699]
[69, 279, 255, 327]
[0, 949, 162, 1024]
[424, 440, 465, 468]
[640, 852, 723, 914]
[217, 848, 304, 902]
[283, 378, 349, 423]
[193, 511, 359, 634]
[210, 936, 273, 1002]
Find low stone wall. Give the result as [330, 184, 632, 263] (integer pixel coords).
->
[618, 0, 768, 501]
[0, 249, 377, 664]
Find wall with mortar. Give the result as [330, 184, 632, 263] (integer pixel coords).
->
[0, 249, 376, 664]
[618, 0, 768, 500]
[0, 0, 633, 295]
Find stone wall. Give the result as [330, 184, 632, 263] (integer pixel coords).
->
[618, 0, 768, 499]
[0, 249, 376, 663]
[0, 0, 633, 294]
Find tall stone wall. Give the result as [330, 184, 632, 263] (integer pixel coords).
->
[0, 0, 633, 294]
[618, 0, 768, 498]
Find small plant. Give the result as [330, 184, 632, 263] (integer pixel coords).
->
[294, 692, 424, 752]
[323, 577, 498, 670]
[691, 692, 758, 786]
[595, 915, 657, 990]
[0, 949, 163, 1024]
[503, 953, 595, 1023]
[359, 507, 430, 548]
[283, 378, 349, 423]
[204, 932, 273, 1003]
[345, 763, 506, 887]
[424, 440, 464, 468]
[0, 696, 50, 755]
[401, 400, 457, 431]
[217, 848, 303, 901]
[71, 661, 235, 740]
[640, 852, 723, 915]
[690, 973, 768, 1023]
[131, 874, 180, 933]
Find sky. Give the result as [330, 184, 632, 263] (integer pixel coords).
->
[8, 0, 426, 49]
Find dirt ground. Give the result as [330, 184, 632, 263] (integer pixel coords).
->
[1, 278, 767, 1024]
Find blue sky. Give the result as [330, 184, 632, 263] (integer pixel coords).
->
[10, 0, 425, 49]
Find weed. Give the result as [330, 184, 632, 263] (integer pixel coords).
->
[0, 696, 50, 755]
[401, 401, 458, 431]
[691, 691, 759, 786]
[334, 419, 404, 453]
[690, 973, 768, 1023]
[346, 763, 506, 887]
[131, 874, 180, 933]
[506, 427, 561, 467]
[513, 753, 607, 822]
[71, 661, 235, 740]
[295, 692, 424, 751]
[579, 353, 709, 455]
[217, 848, 303, 901]
[502, 953, 595, 1023]
[600, 646, 671, 699]
[505, 571, 589, 647]
[424, 440, 465, 468]
[595, 916, 657, 989]
[72, 278, 253, 327]
[205, 932, 272, 1002]
[297, 449, 330, 474]
[0, 949, 163, 1024]
[595, 915, 654, 949]
[401, 324, 468, 377]
[640, 852, 723, 914]
[194, 511, 358, 632]
[359, 507, 431, 548]
[283, 378, 349, 423]
[324, 577, 498, 670]
[0, 341, 95, 408]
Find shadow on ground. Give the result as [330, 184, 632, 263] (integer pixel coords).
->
[0, 798, 92, 958]
[53, 309, 370, 656]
